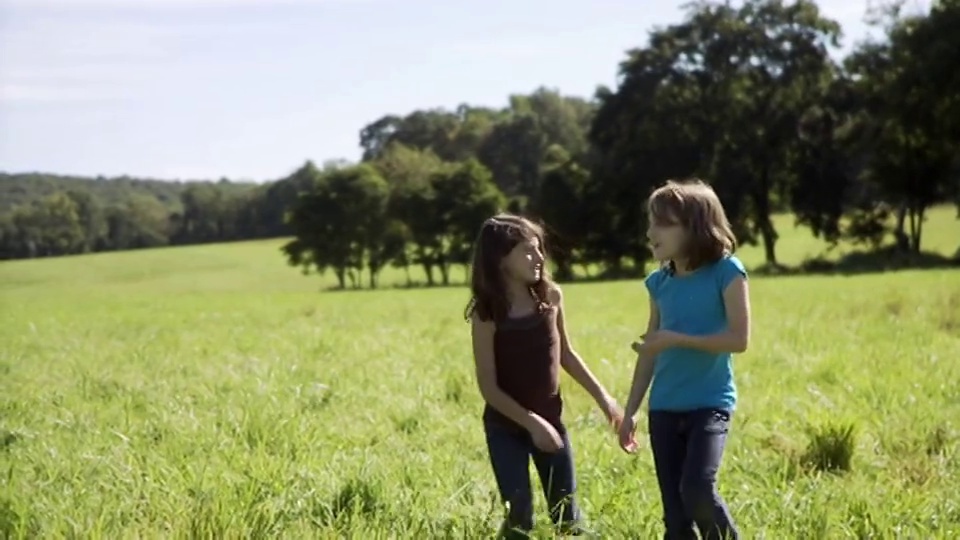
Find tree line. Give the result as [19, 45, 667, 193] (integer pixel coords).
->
[2, 0, 958, 287]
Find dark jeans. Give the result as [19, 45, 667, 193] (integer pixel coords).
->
[648, 408, 739, 540]
[483, 418, 581, 539]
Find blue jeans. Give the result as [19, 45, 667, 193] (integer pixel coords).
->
[483, 418, 581, 538]
[648, 408, 739, 540]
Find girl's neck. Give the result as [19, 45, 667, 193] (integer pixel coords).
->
[672, 257, 693, 276]
[505, 281, 537, 315]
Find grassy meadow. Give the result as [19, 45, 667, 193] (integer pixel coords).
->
[2, 208, 959, 539]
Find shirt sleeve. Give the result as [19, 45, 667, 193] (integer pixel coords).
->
[644, 267, 664, 297]
[717, 255, 748, 291]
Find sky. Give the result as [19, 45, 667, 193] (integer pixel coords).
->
[0, 0, 886, 182]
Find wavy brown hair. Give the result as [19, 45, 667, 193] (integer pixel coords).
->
[464, 213, 556, 323]
[648, 179, 737, 274]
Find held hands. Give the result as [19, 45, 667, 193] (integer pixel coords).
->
[528, 398, 625, 453]
[631, 330, 682, 357]
[530, 403, 623, 454]
[600, 395, 625, 433]
[599, 395, 637, 452]
[618, 415, 639, 453]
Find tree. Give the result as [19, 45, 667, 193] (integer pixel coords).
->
[477, 88, 594, 207]
[282, 165, 350, 288]
[102, 195, 172, 251]
[536, 146, 591, 280]
[236, 161, 322, 238]
[282, 164, 392, 289]
[375, 143, 447, 285]
[592, 0, 843, 268]
[10, 192, 86, 257]
[788, 75, 863, 244]
[588, 29, 710, 273]
[845, 0, 960, 252]
[62, 189, 107, 253]
[359, 109, 486, 163]
[432, 159, 507, 285]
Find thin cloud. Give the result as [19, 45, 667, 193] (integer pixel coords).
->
[0, 12, 277, 105]
[1, 21, 163, 104]
[447, 20, 665, 60]
[0, 83, 129, 103]
[4, 0, 374, 6]
[448, 37, 557, 60]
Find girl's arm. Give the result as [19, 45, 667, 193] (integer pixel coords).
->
[673, 276, 750, 354]
[624, 354, 654, 420]
[624, 295, 660, 420]
[471, 315, 542, 431]
[551, 286, 615, 408]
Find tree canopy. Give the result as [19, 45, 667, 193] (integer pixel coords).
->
[3, 0, 958, 286]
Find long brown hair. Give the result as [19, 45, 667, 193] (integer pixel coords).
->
[464, 213, 555, 322]
[647, 179, 737, 273]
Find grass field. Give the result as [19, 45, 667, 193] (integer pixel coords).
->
[2, 208, 959, 539]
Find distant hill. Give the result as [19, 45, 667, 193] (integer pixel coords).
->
[0, 172, 258, 216]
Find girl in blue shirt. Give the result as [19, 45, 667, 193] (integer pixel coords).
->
[619, 179, 751, 540]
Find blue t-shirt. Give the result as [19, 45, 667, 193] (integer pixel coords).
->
[644, 254, 747, 412]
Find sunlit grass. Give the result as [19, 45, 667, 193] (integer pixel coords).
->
[1, 207, 958, 538]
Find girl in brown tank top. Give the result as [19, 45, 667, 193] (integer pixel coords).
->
[465, 213, 623, 538]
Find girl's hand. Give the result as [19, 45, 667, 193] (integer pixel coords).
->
[618, 415, 639, 453]
[600, 396, 625, 432]
[631, 330, 681, 356]
[528, 416, 564, 453]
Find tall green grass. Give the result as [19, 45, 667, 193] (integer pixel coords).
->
[1, 208, 958, 538]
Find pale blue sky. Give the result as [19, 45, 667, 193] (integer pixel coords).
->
[1, 0, 882, 182]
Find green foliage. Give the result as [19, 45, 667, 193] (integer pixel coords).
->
[3, 0, 960, 279]
[802, 421, 858, 474]
[282, 163, 391, 289]
[591, 0, 845, 267]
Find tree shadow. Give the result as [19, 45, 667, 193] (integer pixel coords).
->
[314, 246, 959, 293]
[321, 280, 469, 293]
[317, 269, 648, 293]
[752, 246, 960, 277]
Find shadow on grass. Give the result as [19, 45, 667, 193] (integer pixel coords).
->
[318, 267, 649, 292]
[317, 247, 960, 292]
[320, 280, 469, 293]
[752, 246, 960, 277]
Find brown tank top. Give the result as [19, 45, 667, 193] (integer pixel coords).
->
[483, 305, 564, 430]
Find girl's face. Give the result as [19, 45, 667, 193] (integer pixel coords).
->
[501, 235, 544, 285]
[647, 215, 687, 262]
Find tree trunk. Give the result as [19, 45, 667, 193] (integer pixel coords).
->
[417, 246, 435, 286]
[758, 216, 778, 266]
[553, 256, 573, 282]
[908, 204, 925, 253]
[421, 262, 435, 286]
[368, 265, 379, 289]
[605, 256, 622, 277]
[439, 261, 450, 286]
[894, 203, 910, 252]
[752, 183, 779, 266]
